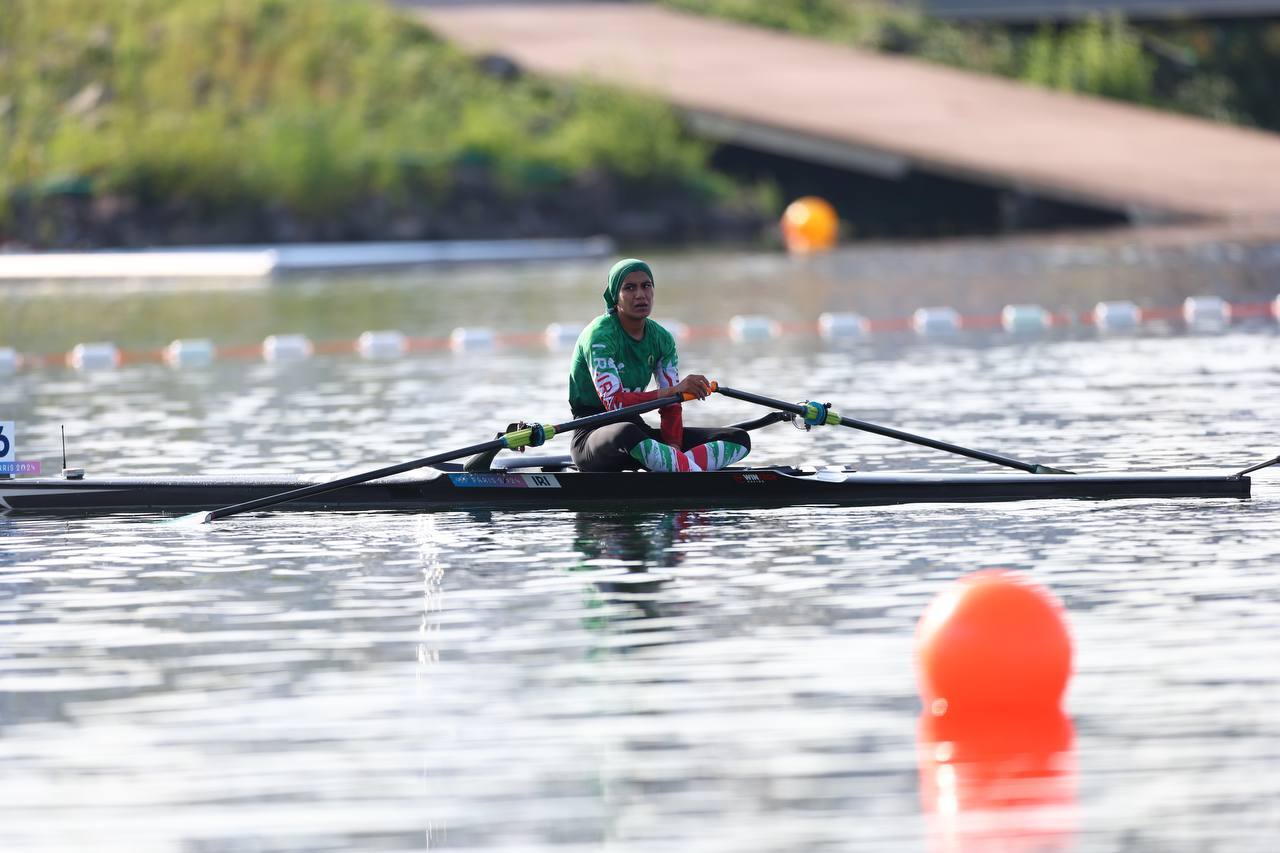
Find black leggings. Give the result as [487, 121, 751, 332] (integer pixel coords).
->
[571, 418, 751, 472]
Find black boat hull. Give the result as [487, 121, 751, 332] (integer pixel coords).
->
[0, 467, 1251, 514]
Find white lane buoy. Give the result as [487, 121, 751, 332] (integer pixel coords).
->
[449, 327, 495, 353]
[653, 318, 689, 342]
[0, 347, 17, 373]
[262, 334, 313, 362]
[1092, 300, 1141, 332]
[912, 307, 961, 337]
[728, 315, 780, 343]
[544, 323, 584, 351]
[163, 338, 216, 367]
[1000, 304, 1051, 335]
[357, 330, 407, 359]
[68, 342, 121, 370]
[818, 312, 869, 340]
[1182, 296, 1231, 333]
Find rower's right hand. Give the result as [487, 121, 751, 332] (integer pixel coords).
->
[673, 374, 713, 400]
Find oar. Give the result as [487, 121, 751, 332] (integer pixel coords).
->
[715, 385, 1073, 475]
[178, 391, 701, 524]
[1234, 454, 1279, 478]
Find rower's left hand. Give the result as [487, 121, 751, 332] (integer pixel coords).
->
[674, 374, 713, 400]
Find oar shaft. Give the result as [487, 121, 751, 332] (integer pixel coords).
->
[202, 437, 505, 522]
[200, 391, 690, 522]
[833, 413, 1038, 473]
[715, 385, 1053, 474]
[1234, 454, 1279, 478]
[714, 386, 812, 420]
[549, 400, 674, 435]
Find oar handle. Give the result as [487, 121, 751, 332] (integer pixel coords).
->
[682, 380, 717, 401]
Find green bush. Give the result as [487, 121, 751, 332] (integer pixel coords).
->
[661, 1, 1251, 126]
[0, 0, 733, 224]
[1021, 17, 1155, 103]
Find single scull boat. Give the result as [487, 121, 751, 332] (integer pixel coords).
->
[2, 385, 1267, 518]
[0, 457, 1251, 514]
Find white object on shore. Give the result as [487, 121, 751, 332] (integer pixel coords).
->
[0, 251, 276, 281]
[1001, 304, 1051, 335]
[262, 334, 313, 362]
[357, 330, 407, 360]
[818, 312, 869, 340]
[1182, 296, 1231, 332]
[728, 315, 779, 343]
[1093, 300, 1141, 331]
[0, 237, 615, 281]
[912, 307, 961, 337]
[164, 339, 216, 367]
[68, 342, 120, 370]
[450, 327, 495, 353]
[270, 237, 613, 271]
[0, 347, 16, 373]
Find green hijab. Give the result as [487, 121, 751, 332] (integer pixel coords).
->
[603, 258, 653, 313]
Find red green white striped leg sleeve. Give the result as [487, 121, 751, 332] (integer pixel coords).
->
[628, 439, 749, 472]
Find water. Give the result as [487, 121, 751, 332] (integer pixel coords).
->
[2, 257, 1279, 851]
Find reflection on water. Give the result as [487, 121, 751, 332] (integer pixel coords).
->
[574, 510, 702, 570]
[1, 296, 1279, 850]
[918, 709, 1077, 853]
[570, 512, 701, 653]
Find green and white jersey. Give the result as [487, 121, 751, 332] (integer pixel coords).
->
[568, 314, 680, 416]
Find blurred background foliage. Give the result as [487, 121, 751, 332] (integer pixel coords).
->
[0, 0, 757, 239]
[662, 0, 1280, 129]
[4, 0, 1279, 246]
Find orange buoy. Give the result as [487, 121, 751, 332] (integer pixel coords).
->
[915, 569, 1072, 715]
[781, 196, 838, 253]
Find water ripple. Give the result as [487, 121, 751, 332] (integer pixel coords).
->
[2, 328, 1279, 851]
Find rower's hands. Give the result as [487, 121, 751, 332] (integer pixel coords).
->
[673, 374, 715, 401]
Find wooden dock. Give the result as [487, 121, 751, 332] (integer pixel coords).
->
[412, 2, 1280, 225]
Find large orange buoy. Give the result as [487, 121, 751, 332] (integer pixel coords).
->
[781, 196, 838, 253]
[915, 569, 1072, 715]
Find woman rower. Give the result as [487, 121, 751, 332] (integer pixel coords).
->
[567, 258, 750, 472]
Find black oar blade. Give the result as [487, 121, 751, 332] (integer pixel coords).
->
[164, 510, 214, 526]
[1032, 464, 1075, 475]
